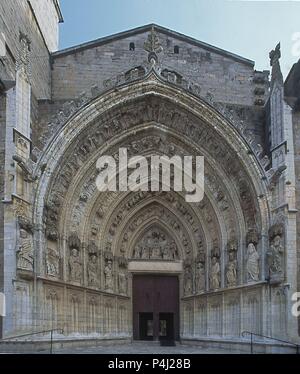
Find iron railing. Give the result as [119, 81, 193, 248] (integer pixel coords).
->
[1, 328, 64, 354]
[242, 331, 300, 354]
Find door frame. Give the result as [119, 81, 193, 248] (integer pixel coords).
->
[131, 273, 180, 341]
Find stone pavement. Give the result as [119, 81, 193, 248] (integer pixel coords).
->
[54, 342, 238, 354]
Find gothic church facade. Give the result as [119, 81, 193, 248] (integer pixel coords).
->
[0, 1, 300, 351]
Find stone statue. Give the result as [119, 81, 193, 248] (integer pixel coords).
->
[246, 243, 260, 282]
[104, 259, 114, 291]
[151, 243, 161, 259]
[141, 246, 149, 259]
[134, 228, 178, 261]
[118, 268, 128, 295]
[133, 244, 142, 259]
[162, 243, 172, 260]
[195, 261, 205, 293]
[69, 248, 82, 283]
[210, 256, 220, 290]
[87, 254, 98, 286]
[268, 235, 284, 278]
[226, 251, 237, 287]
[17, 229, 34, 271]
[184, 267, 193, 295]
[46, 247, 60, 277]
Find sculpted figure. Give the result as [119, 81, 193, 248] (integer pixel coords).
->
[46, 247, 60, 277]
[118, 268, 128, 295]
[17, 229, 34, 271]
[87, 254, 98, 286]
[162, 243, 173, 260]
[226, 251, 237, 287]
[195, 261, 205, 292]
[133, 244, 142, 259]
[104, 260, 114, 291]
[141, 246, 149, 259]
[69, 248, 82, 283]
[268, 235, 284, 277]
[184, 267, 193, 295]
[246, 243, 260, 282]
[210, 256, 220, 290]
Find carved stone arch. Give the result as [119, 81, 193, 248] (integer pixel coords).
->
[109, 194, 217, 261]
[55, 129, 246, 266]
[82, 183, 228, 259]
[39, 127, 263, 268]
[31, 75, 273, 317]
[104, 196, 208, 259]
[58, 123, 253, 243]
[125, 219, 188, 261]
[34, 74, 270, 233]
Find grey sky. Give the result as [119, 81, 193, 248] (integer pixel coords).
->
[59, 0, 300, 78]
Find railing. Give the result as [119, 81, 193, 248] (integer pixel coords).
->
[1, 328, 64, 354]
[242, 331, 300, 354]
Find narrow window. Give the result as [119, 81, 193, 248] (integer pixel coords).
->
[129, 42, 135, 51]
[174, 45, 179, 54]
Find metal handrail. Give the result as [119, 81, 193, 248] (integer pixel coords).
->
[0, 328, 64, 354]
[242, 331, 300, 354]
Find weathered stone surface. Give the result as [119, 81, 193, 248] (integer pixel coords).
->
[0, 7, 299, 348]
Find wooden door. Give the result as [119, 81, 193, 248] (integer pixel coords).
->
[132, 275, 179, 340]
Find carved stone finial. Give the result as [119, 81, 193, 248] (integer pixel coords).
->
[269, 42, 283, 85]
[144, 26, 163, 54]
[17, 31, 31, 77]
[144, 26, 163, 65]
[269, 43, 281, 66]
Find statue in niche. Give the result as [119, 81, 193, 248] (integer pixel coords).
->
[134, 228, 178, 261]
[118, 266, 128, 295]
[151, 242, 161, 259]
[162, 242, 173, 260]
[87, 254, 98, 286]
[141, 246, 150, 259]
[104, 259, 114, 291]
[267, 235, 284, 278]
[184, 266, 193, 295]
[226, 251, 237, 287]
[133, 244, 142, 259]
[170, 241, 179, 260]
[226, 240, 238, 287]
[195, 261, 205, 293]
[17, 229, 34, 271]
[210, 255, 220, 290]
[69, 248, 82, 283]
[46, 247, 60, 277]
[246, 243, 260, 282]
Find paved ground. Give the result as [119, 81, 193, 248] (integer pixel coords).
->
[53, 342, 237, 354]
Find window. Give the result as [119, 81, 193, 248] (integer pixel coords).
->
[174, 45, 179, 54]
[129, 42, 135, 51]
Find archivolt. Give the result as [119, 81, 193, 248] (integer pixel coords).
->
[33, 73, 271, 271]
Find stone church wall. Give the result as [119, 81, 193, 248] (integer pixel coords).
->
[0, 0, 55, 99]
[48, 29, 268, 152]
[293, 111, 300, 317]
[51, 30, 259, 105]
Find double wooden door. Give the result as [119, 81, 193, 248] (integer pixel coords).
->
[132, 275, 179, 341]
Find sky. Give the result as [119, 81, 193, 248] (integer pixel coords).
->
[59, 0, 300, 79]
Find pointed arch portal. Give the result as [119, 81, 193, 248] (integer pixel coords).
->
[16, 69, 279, 343]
